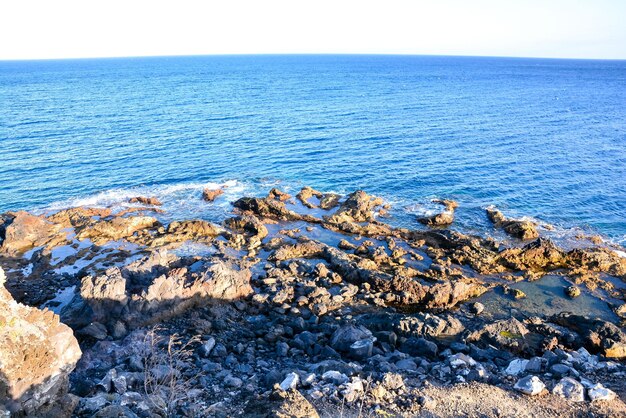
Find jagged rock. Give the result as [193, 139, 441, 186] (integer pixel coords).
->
[129, 196, 162, 206]
[552, 377, 585, 402]
[224, 215, 268, 249]
[400, 337, 438, 359]
[0, 267, 82, 416]
[349, 338, 375, 360]
[469, 302, 485, 315]
[93, 405, 138, 418]
[268, 188, 291, 202]
[505, 358, 529, 376]
[487, 207, 539, 240]
[324, 190, 384, 224]
[319, 193, 341, 210]
[78, 258, 251, 331]
[203, 188, 224, 202]
[502, 285, 526, 300]
[78, 322, 108, 340]
[322, 370, 350, 385]
[296, 187, 323, 208]
[513, 375, 545, 396]
[418, 212, 454, 227]
[234, 196, 319, 223]
[567, 247, 626, 278]
[498, 238, 566, 272]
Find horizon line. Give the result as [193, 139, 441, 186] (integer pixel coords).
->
[1, 52, 626, 63]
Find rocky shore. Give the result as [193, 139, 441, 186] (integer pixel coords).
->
[1, 186, 626, 417]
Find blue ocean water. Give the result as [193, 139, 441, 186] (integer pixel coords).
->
[1, 55, 625, 244]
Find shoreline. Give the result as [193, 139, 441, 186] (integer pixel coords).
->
[1, 185, 626, 416]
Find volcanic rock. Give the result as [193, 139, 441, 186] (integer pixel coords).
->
[0, 267, 82, 416]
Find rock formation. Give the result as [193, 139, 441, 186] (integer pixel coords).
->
[0, 266, 81, 416]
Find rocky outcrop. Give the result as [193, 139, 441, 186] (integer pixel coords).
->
[296, 187, 341, 210]
[76, 215, 159, 245]
[70, 254, 252, 334]
[487, 207, 539, 240]
[0, 211, 67, 255]
[203, 188, 224, 202]
[325, 190, 383, 224]
[47, 207, 113, 228]
[129, 196, 162, 206]
[418, 199, 458, 227]
[497, 238, 566, 272]
[147, 219, 222, 247]
[0, 266, 81, 416]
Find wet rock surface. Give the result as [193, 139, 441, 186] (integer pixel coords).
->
[1, 187, 626, 417]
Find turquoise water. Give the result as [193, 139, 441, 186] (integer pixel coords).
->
[1, 55, 625, 243]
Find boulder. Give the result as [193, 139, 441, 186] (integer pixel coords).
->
[0, 267, 82, 416]
[78, 258, 252, 332]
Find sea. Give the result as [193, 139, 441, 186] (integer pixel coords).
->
[1, 55, 625, 245]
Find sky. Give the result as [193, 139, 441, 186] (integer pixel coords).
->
[1, 0, 625, 60]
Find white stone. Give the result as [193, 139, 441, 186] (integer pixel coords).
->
[279, 372, 299, 391]
[552, 377, 585, 402]
[588, 383, 616, 402]
[322, 370, 349, 385]
[505, 358, 529, 376]
[514, 375, 545, 396]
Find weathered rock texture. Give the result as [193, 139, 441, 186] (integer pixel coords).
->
[0, 266, 81, 416]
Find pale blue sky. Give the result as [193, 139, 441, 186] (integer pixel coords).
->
[1, 0, 625, 60]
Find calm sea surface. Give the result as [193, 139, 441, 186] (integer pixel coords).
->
[1, 55, 625, 244]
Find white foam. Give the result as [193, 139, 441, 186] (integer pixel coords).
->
[614, 250, 626, 259]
